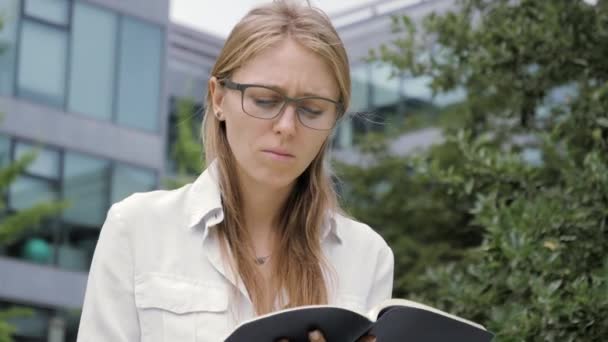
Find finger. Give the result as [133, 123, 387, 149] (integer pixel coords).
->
[358, 335, 377, 342]
[276, 339, 288, 342]
[308, 329, 326, 342]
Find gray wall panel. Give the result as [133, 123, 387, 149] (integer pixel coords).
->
[83, 0, 169, 25]
[0, 257, 87, 309]
[0, 96, 164, 170]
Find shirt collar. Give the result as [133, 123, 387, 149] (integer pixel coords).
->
[322, 214, 341, 243]
[185, 160, 224, 231]
[185, 160, 341, 243]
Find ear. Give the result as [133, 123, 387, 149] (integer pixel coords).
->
[209, 76, 225, 117]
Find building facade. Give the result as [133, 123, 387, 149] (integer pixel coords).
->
[0, 0, 172, 340]
[331, 0, 460, 163]
[0, 0, 454, 340]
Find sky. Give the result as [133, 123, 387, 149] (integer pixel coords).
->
[170, 0, 376, 37]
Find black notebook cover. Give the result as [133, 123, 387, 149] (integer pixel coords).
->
[370, 306, 494, 342]
[224, 305, 494, 342]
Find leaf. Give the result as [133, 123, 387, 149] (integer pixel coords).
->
[596, 117, 608, 128]
[465, 179, 475, 194]
[543, 240, 559, 251]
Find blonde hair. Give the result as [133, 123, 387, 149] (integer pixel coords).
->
[202, 0, 350, 315]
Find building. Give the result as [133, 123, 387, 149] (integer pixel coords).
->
[330, 0, 459, 164]
[0, 0, 173, 339]
[0, 0, 455, 340]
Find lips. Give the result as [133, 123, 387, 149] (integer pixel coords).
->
[262, 149, 295, 159]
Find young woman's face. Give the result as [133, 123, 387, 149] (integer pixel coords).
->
[210, 38, 340, 190]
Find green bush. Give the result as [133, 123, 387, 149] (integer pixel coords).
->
[338, 0, 608, 340]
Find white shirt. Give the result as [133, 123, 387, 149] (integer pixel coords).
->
[77, 163, 394, 342]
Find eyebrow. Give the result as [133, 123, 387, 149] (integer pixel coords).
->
[251, 82, 334, 99]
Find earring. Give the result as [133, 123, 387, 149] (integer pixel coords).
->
[215, 111, 223, 120]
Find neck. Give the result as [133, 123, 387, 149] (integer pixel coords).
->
[236, 167, 293, 254]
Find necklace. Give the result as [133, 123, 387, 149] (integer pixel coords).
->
[254, 255, 271, 265]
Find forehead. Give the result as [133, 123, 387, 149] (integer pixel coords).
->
[231, 38, 339, 99]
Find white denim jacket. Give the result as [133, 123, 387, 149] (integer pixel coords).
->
[77, 163, 394, 342]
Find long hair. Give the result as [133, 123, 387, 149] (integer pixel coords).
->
[202, 0, 351, 315]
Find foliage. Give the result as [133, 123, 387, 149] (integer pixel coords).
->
[0, 14, 68, 340]
[0, 149, 69, 340]
[0, 307, 32, 342]
[163, 97, 205, 189]
[339, 0, 608, 340]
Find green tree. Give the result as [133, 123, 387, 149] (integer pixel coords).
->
[0, 145, 69, 342]
[338, 0, 608, 340]
[0, 14, 69, 340]
[163, 97, 204, 189]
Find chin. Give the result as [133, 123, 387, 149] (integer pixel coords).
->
[236, 157, 304, 190]
[257, 169, 297, 189]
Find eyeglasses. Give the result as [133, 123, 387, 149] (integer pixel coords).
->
[219, 79, 344, 130]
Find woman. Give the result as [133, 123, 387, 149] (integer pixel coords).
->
[77, 1, 393, 341]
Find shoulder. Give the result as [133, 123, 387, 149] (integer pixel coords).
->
[113, 184, 192, 218]
[332, 212, 391, 253]
[105, 183, 194, 237]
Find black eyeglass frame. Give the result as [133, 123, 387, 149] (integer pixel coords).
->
[219, 79, 345, 131]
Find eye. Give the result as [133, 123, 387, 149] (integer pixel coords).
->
[254, 98, 281, 107]
[298, 106, 324, 117]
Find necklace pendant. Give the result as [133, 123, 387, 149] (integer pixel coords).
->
[254, 255, 270, 265]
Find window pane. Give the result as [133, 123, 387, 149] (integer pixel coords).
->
[5, 305, 51, 338]
[0, 0, 19, 95]
[10, 176, 58, 210]
[350, 64, 369, 112]
[0, 135, 10, 167]
[15, 142, 60, 179]
[371, 63, 400, 107]
[116, 18, 163, 132]
[24, 0, 69, 26]
[336, 119, 354, 149]
[57, 242, 90, 271]
[168, 59, 208, 99]
[63, 152, 110, 227]
[402, 76, 432, 102]
[434, 87, 466, 107]
[111, 164, 156, 203]
[68, 3, 117, 121]
[17, 21, 67, 106]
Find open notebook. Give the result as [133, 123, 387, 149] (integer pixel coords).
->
[225, 298, 494, 342]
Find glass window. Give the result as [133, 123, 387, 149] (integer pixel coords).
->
[14, 142, 60, 179]
[63, 152, 110, 227]
[168, 60, 208, 100]
[402, 76, 432, 102]
[0, 0, 19, 95]
[371, 63, 400, 107]
[68, 3, 118, 121]
[350, 64, 369, 112]
[336, 119, 354, 149]
[0, 135, 10, 167]
[116, 17, 163, 132]
[4, 304, 52, 339]
[434, 87, 466, 107]
[24, 0, 69, 26]
[17, 20, 68, 107]
[10, 176, 59, 210]
[111, 163, 156, 203]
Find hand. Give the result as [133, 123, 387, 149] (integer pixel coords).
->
[277, 330, 376, 341]
[277, 329, 326, 342]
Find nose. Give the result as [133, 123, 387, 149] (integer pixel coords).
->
[273, 102, 298, 136]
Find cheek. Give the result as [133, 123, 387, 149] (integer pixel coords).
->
[222, 100, 249, 151]
[301, 131, 331, 161]
[224, 120, 249, 156]
[223, 114, 264, 160]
